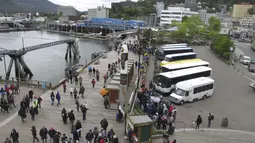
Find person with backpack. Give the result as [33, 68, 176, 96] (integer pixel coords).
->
[48, 127, 56, 142]
[39, 126, 48, 143]
[10, 129, 19, 143]
[208, 113, 214, 127]
[195, 115, 203, 129]
[85, 130, 94, 143]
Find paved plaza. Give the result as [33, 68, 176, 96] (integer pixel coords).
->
[0, 36, 139, 142]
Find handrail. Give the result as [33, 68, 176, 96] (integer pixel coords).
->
[175, 120, 186, 131]
[0, 76, 52, 89]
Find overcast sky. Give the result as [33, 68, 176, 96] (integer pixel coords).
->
[49, 0, 137, 11]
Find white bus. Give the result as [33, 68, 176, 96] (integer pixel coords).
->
[152, 66, 212, 96]
[161, 60, 209, 72]
[157, 47, 193, 61]
[170, 77, 214, 105]
[160, 52, 197, 66]
[162, 43, 188, 47]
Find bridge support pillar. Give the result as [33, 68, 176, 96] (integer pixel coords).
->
[6, 55, 33, 79]
[65, 41, 80, 60]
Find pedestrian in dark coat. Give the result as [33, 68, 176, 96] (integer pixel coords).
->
[61, 108, 68, 124]
[100, 118, 108, 131]
[73, 88, 78, 99]
[38, 96, 42, 108]
[81, 104, 88, 120]
[18, 107, 26, 123]
[28, 89, 33, 102]
[85, 130, 94, 142]
[56, 92, 61, 106]
[72, 129, 79, 142]
[30, 106, 35, 121]
[53, 131, 61, 143]
[39, 126, 48, 143]
[195, 115, 203, 129]
[31, 126, 39, 143]
[91, 79, 96, 88]
[93, 127, 99, 143]
[50, 92, 55, 105]
[48, 127, 56, 142]
[68, 110, 75, 130]
[10, 129, 19, 143]
[113, 135, 119, 143]
[79, 85, 85, 98]
[75, 120, 82, 137]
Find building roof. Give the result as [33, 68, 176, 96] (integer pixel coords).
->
[129, 115, 153, 126]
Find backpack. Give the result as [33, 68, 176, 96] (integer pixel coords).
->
[211, 115, 214, 120]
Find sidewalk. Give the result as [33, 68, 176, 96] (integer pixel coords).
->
[0, 38, 139, 142]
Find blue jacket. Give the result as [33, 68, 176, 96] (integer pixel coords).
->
[56, 92, 61, 100]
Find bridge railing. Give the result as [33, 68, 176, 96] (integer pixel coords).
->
[0, 76, 52, 89]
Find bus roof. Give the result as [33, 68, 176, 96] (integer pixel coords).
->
[161, 45, 188, 49]
[176, 77, 215, 91]
[161, 60, 209, 70]
[159, 66, 212, 78]
[164, 43, 188, 46]
[165, 52, 196, 58]
[160, 58, 202, 66]
[161, 47, 192, 51]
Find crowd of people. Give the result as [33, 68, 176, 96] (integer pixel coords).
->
[0, 83, 19, 114]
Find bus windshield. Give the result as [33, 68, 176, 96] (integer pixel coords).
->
[174, 88, 186, 96]
[153, 75, 171, 88]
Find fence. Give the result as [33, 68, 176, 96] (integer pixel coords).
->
[0, 76, 52, 89]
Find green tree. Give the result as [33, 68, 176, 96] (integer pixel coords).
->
[212, 35, 234, 59]
[181, 16, 188, 23]
[185, 15, 204, 38]
[208, 17, 221, 32]
[248, 8, 255, 15]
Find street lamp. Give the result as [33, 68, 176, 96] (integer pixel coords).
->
[229, 47, 234, 65]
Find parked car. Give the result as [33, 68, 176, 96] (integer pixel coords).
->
[240, 55, 251, 65]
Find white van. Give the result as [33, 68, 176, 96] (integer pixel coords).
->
[170, 77, 214, 105]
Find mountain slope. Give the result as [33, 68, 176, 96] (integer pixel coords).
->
[0, 0, 58, 13]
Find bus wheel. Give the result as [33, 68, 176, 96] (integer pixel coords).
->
[180, 101, 184, 105]
[203, 95, 207, 100]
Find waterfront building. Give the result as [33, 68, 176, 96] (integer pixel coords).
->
[232, 3, 253, 18]
[13, 13, 27, 20]
[57, 6, 77, 16]
[160, 7, 198, 26]
[88, 6, 109, 20]
[239, 15, 255, 27]
[0, 17, 13, 22]
[198, 9, 217, 24]
[185, 0, 197, 12]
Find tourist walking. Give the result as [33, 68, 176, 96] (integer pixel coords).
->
[48, 127, 56, 143]
[79, 77, 83, 87]
[85, 130, 94, 143]
[39, 126, 48, 143]
[93, 127, 99, 143]
[56, 92, 61, 106]
[73, 88, 78, 99]
[79, 85, 85, 98]
[38, 96, 42, 108]
[28, 89, 33, 102]
[61, 108, 68, 124]
[31, 126, 39, 143]
[195, 115, 203, 129]
[75, 120, 82, 137]
[91, 79, 96, 88]
[10, 129, 19, 143]
[75, 76, 79, 85]
[93, 67, 96, 77]
[63, 82, 66, 93]
[72, 129, 79, 143]
[81, 104, 88, 120]
[30, 106, 36, 121]
[208, 113, 214, 127]
[50, 92, 55, 105]
[75, 98, 80, 112]
[68, 110, 75, 130]
[18, 107, 26, 123]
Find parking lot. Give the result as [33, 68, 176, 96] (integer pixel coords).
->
[167, 46, 255, 132]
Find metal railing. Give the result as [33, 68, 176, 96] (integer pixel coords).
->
[0, 76, 52, 89]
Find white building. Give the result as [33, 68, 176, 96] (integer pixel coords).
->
[88, 6, 109, 20]
[0, 17, 13, 21]
[198, 10, 217, 24]
[160, 7, 198, 26]
[239, 16, 255, 27]
[155, 1, 164, 17]
[32, 17, 46, 22]
[58, 6, 77, 16]
[13, 13, 27, 20]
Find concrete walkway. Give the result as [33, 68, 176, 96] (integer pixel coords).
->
[0, 37, 139, 142]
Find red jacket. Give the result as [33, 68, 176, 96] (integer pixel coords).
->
[168, 105, 174, 113]
[99, 139, 105, 143]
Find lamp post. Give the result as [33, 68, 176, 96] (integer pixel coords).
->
[229, 47, 233, 65]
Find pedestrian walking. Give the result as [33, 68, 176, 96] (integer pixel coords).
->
[79, 85, 85, 98]
[91, 79, 96, 88]
[72, 129, 79, 143]
[39, 126, 48, 143]
[195, 115, 203, 129]
[93, 127, 99, 143]
[48, 127, 56, 143]
[81, 104, 88, 120]
[18, 107, 26, 123]
[75, 120, 82, 137]
[30, 106, 36, 121]
[50, 92, 55, 105]
[38, 96, 42, 108]
[79, 77, 83, 87]
[93, 67, 96, 77]
[10, 129, 19, 143]
[31, 126, 39, 143]
[85, 130, 94, 143]
[75, 98, 80, 112]
[68, 110, 75, 130]
[56, 92, 61, 106]
[61, 108, 68, 124]
[73, 88, 78, 99]
[208, 113, 214, 127]
[61, 133, 68, 143]
[28, 89, 33, 102]
[75, 76, 79, 85]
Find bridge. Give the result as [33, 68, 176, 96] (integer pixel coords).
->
[0, 39, 79, 79]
